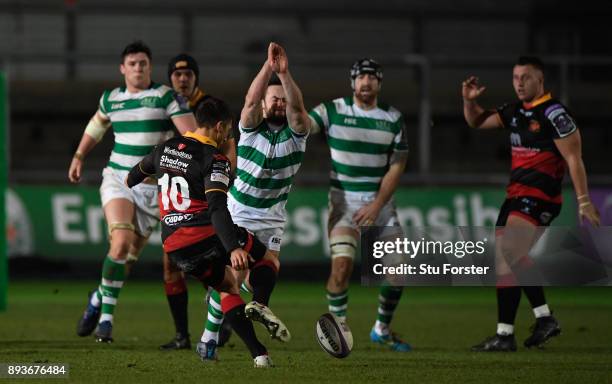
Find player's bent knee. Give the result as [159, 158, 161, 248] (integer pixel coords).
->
[263, 251, 280, 271]
[498, 241, 521, 265]
[164, 269, 183, 284]
[107, 222, 135, 259]
[330, 235, 357, 260]
[108, 222, 135, 237]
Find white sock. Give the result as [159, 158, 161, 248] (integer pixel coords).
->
[99, 313, 113, 323]
[201, 329, 218, 343]
[374, 320, 390, 336]
[497, 323, 514, 336]
[533, 304, 551, 318]
[90, 288, 101, 308]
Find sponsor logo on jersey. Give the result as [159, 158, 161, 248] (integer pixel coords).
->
[178, 143, 186, 150]
[210, 172, 230, 186]
[160, 155, 189, 171]
[164, 146, 193, 159]
[163, 213, 194, 226]
[546, 105, 576, 137]
[343, 117, 357, 126]
[110, 102, 125, 110]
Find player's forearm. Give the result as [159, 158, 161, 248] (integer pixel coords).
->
[566, 155, 590, 199]
[207, 192, 241, 252]
[74, 132, 100, 160]
[125, 163, 148, 188]
[241, 63, 272, 127]
[278, 71, 309, 133]
[374, 159, 406, 207]
[463, 99, 489, 128]
[245, 63, 273, 108]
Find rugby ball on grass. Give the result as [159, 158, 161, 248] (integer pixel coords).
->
[315, 313, 353, 358]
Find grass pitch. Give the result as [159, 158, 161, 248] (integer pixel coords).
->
[1, 281, 611, 383]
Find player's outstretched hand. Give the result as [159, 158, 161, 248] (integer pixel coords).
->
[268, 42, 288, 74]
[579, 201, 601, 227]
[462, 76, 486, 101]
[230, 248, 255, 271]
[68, 157, 82, 183]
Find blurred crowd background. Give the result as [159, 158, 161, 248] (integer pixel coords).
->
[3, 0, 611, 185]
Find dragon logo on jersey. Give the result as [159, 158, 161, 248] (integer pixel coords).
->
[528, 120, 541, 133]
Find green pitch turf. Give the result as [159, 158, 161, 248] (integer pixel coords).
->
[1, 281, 611, 383]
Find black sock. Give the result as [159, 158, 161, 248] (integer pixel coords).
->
[496, 287, 522, 327]
[166, 290, 189, 338]
[522, 286, 547, 309]
[249, 262, 277, 306]
[225, 303, 267, 358]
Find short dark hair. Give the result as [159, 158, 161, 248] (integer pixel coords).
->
[194, 95, 232, 128]
[516, 56, 544, 73]
[268, 74, 282, 87]
[121, 41, 152, 62]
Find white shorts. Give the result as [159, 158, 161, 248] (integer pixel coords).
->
[99, 167, 159, 238]
[252, 227, 283, 252]
[328, 188, 404, 238]
[233, 220, 283, 252]
[227, 194, 285, 252]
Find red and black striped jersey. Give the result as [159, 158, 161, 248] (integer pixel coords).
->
[128, 131, 238, 253]
[496, 93, 577, 204]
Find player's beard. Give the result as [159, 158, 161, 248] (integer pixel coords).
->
[265, 107, 287, 126]
[354, 86, 378, 106]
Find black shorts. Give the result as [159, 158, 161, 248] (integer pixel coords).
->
[496, 196, 562, 227]
[167, 226, 267, 287]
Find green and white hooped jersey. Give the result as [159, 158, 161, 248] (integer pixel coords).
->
[309, 97, 408, 194]
[98, 83, 191, 174]
[228, 120, 308, 228]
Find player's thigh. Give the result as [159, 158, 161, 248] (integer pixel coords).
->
[104, 197, 135, 224]
[497, 215, 540, 265]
